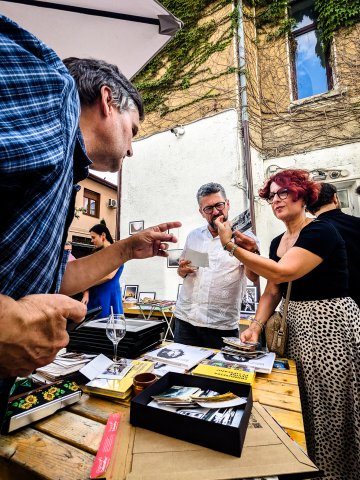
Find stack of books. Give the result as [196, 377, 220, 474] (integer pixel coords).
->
[83, 359, 154, 405]
[143, 343, 214, 370]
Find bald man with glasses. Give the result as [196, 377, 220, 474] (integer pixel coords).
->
[173, 182, 259, 349]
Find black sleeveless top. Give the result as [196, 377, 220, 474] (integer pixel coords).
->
[269, 220, 349, 301]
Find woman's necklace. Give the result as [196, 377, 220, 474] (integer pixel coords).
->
[280, 218, 311, 254]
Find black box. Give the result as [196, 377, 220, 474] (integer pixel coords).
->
[130, 372, 253, 456]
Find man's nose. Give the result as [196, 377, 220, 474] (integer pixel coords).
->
[126, 145, 133, 157]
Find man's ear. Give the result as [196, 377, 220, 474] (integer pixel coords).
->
[100, 85, 113, 117]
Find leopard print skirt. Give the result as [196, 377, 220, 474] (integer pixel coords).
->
[285, 297, 360, 480]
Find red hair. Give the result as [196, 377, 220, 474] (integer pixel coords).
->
[259, 169, 320, 205]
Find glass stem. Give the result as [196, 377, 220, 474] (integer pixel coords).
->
[113, 342, 118, 363]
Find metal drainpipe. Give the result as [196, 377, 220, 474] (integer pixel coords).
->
[237, 1, 263, 336]
[116, 167, 122, 241]
[237, 0, 256, 235]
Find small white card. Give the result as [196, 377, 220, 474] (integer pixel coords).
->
[184, 248, 209, 268]
[80, 354, 112, 381]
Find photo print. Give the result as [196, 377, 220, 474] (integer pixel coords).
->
[231, 209, 252, 234]
[177, 284, 183, 300]
[240, 286, 257, 314]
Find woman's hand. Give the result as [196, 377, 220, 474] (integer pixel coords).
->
[81, 291, 89, 305]
[240, 325, 261, 344]
[214, 216, 233, 246]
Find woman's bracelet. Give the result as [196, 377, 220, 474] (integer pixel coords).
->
[250, 318, 265, 331]
[223, 240, 233, 251]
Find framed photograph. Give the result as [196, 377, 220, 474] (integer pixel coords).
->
[123, 285, 139, 301]
[240, 286, 257, 314]
[177, 284, 183, 299]
[138, 291, 156, 302]
[129, 220, 144, 235]
[167, 249, 182, 268]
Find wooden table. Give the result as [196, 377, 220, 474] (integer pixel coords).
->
[0, 360, 304, 480]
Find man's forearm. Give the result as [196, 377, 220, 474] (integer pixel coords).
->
[245, 267, 259, 283]
[60, 221, 182, 296]
[60, 238, 132, 296]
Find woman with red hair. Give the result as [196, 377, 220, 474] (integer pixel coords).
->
[215, 169, 360, 480]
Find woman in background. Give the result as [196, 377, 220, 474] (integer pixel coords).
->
[82, 224, 124, 317]
[215, 169, 360, 480]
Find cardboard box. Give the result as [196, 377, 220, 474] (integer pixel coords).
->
[130, 372, 253, 457]
[125, 402, 320, 480]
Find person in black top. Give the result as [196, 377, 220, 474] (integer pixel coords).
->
[214, 169, 360, 480]
[307, 182, 360, 307]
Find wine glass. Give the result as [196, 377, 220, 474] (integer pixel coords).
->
[106, 314, 126, 373]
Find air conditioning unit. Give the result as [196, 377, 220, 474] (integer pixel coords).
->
[107, 199, 117, 208]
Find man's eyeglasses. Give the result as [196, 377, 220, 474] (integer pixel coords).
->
[202, 202, 226, 214]
[266, 188, 289, 204]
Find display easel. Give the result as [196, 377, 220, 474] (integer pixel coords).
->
[135, 301, 175, 340]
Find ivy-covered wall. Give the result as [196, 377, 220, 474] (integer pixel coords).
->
[249, 0, 360, 45]
[245, 1, 360, 157]
[133, 0, 360, 155]
[133, 0, 239, 137]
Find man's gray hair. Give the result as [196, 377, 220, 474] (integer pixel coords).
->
[63, 57, 144, 120]
[196, 183, 227, 203]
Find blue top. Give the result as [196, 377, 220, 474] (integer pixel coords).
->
[88, 265, 124, 318]
[0, 15, 90, 299]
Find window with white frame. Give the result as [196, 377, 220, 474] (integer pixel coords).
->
[290, 0, 332, 100]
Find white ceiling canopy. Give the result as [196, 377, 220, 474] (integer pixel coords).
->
[1, 0, 182, 79]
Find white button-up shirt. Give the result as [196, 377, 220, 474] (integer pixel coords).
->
[174, 225, 254, 330]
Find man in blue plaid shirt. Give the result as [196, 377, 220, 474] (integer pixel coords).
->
[0, 15, 181, 425]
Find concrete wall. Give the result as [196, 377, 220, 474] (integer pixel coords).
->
[119, 109, 250, 300]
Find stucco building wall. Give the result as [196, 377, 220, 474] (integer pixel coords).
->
[120, 110, 249, 300]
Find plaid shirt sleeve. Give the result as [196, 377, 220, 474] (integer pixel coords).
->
[0, 15, 90, 299]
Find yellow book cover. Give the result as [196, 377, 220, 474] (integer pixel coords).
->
[192, 360, 255, 385]
[84, 360, 154, 399]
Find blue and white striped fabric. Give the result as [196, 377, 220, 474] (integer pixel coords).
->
[0, 15, 90, 299]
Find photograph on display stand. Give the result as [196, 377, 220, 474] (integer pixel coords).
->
[129, 220, 144, 235]
[167, 249, 183, 268]
[138, 292, 156, 303]
[123, 285, 139, 302]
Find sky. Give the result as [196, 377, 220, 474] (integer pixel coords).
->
[91, 169, 118, 186]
